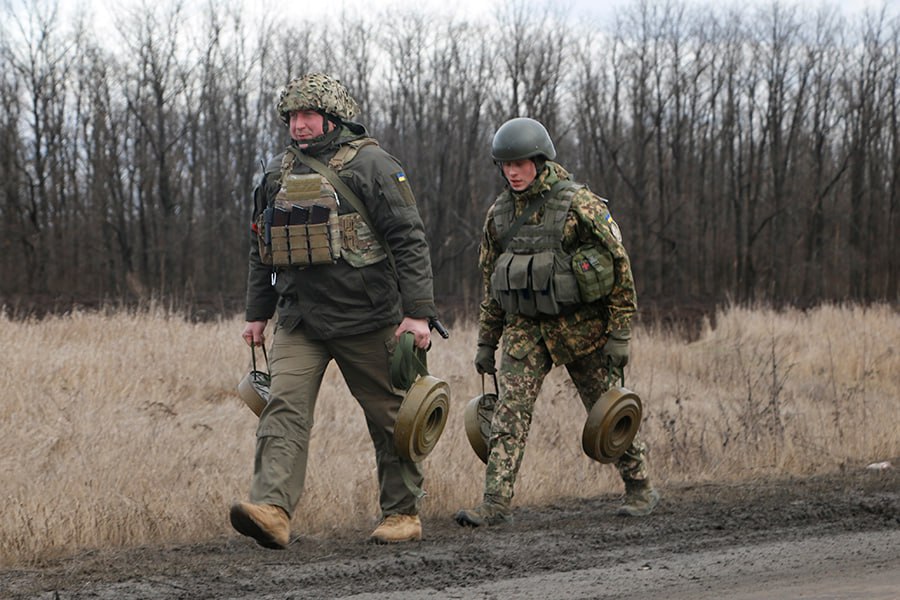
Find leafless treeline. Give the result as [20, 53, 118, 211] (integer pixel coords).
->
[1, 0, 898, 319]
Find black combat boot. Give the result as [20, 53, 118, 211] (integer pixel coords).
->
[617, 479, 660, 517]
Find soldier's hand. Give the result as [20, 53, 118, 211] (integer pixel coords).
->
[242, 321, 268, 346]
[474, 343, 497, 375]
[395, 316, 431, 350]
[602, 330, 631, 368]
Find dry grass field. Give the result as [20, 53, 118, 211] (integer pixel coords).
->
[1, 303, 897, 568]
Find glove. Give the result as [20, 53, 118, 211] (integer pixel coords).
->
[474, 343, 497, 375]
[602, 330, 631, 369]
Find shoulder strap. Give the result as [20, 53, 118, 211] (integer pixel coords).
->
[278, 152, 295, 187]
[498, 180, 577, 251]
[287, 146, 396, 271]
[329, 137, 379, 170]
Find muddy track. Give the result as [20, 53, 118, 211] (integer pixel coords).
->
[3, 466, 898, 599]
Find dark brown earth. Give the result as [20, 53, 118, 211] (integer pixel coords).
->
[3, 466, 898, 600]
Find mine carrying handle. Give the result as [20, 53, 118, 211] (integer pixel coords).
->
[251, 342, 270, 377]
[606, 362, 626, 389]
[481, 372, 499, 397]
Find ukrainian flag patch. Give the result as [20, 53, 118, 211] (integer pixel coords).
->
[390, 169, 416, 206]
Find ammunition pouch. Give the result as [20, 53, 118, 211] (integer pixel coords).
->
[490, 250, 580, 317]
[255, 140, 388, 270]
[256, 173, 341, 267]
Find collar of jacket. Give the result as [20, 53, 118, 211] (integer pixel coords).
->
[291, 121, 369, 157]
[510, 160, 572, 201]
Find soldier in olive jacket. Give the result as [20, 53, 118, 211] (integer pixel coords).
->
[231, 73, 436, 548]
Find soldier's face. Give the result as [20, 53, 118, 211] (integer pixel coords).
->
[501, 159, 537, 191]
[289, 110, 332, 144]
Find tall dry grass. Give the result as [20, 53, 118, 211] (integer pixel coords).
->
[1, 303, 897, 566]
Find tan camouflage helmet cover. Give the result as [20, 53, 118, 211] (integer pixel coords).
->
[276, 73, 360, 125]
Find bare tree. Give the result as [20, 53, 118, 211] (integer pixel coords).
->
[1, 0, 898, 317]
[490, 0, 567, 130]
[2, 0, 74, 295]
[800, 7, 850, 302]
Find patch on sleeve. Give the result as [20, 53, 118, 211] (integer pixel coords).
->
[606, 213, 623, 243]
[390, 170, 416, 206]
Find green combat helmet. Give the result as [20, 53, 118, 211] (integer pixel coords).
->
[276, 73, 360, 126]
[491, 117, 557, 162]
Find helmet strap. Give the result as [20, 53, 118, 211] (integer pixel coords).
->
[319, 110, 343, 133]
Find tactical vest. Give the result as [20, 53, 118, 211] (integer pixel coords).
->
[490, 181, 615, 316]
[255, 137, 387, 269]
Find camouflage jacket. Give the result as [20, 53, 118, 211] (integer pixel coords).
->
[245, 123, 436, 339]
[477, 162, 637, 365]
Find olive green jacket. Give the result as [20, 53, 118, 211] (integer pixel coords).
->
[245, 123, 436, 339]
[477, 162, 637, 365]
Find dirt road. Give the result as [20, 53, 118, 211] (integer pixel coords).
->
[3, 466, 897, 599]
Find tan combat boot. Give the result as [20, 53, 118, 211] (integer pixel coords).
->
[617, 479, 660, 517]
[370, 514, 422, 544]
[230, 501, 291, 549]
[454, 496, 513, 527]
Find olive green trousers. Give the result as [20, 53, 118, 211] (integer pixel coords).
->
[249, 324, 423, 518]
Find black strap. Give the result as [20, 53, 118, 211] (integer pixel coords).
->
[287, 146, 396, 271]
[498, 180, 575, 251]
[251, 343, 269, 376]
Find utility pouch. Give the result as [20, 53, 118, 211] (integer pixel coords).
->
[490, 252, 519, 315]
[572, 246, 615, 303]
[265, 174, 342, 267]
[508, 254, 537, 316]
[491, 250, 580, 317]
[306, 205, 332, 263]
[531, 252, 560, 315]
[255, 208, 274, 265]
[339, 213, 388, 267]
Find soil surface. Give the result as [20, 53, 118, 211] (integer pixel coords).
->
[3, 466, 898, 600]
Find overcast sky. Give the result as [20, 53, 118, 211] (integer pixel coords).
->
[3, 0, 897, 55]
[264, 0, 897, 20]
[44, 0, 900, 36]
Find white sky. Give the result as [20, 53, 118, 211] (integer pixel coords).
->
[48, 0, 900, 36]
[278, 0, 897, 20]
[3, 0, 896, 57]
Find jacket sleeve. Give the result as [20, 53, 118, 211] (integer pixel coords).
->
[347, 147, 436, 320]
[244, 173, 278, 322]
[477, 204, 505, 347]
[575, 191, 637, 332]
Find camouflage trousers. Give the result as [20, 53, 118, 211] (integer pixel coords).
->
[484, 339, 649, 503]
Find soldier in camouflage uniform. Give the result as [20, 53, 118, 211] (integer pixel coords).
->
[455, 117, 659, 527]
[231, 73, 437, 547]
